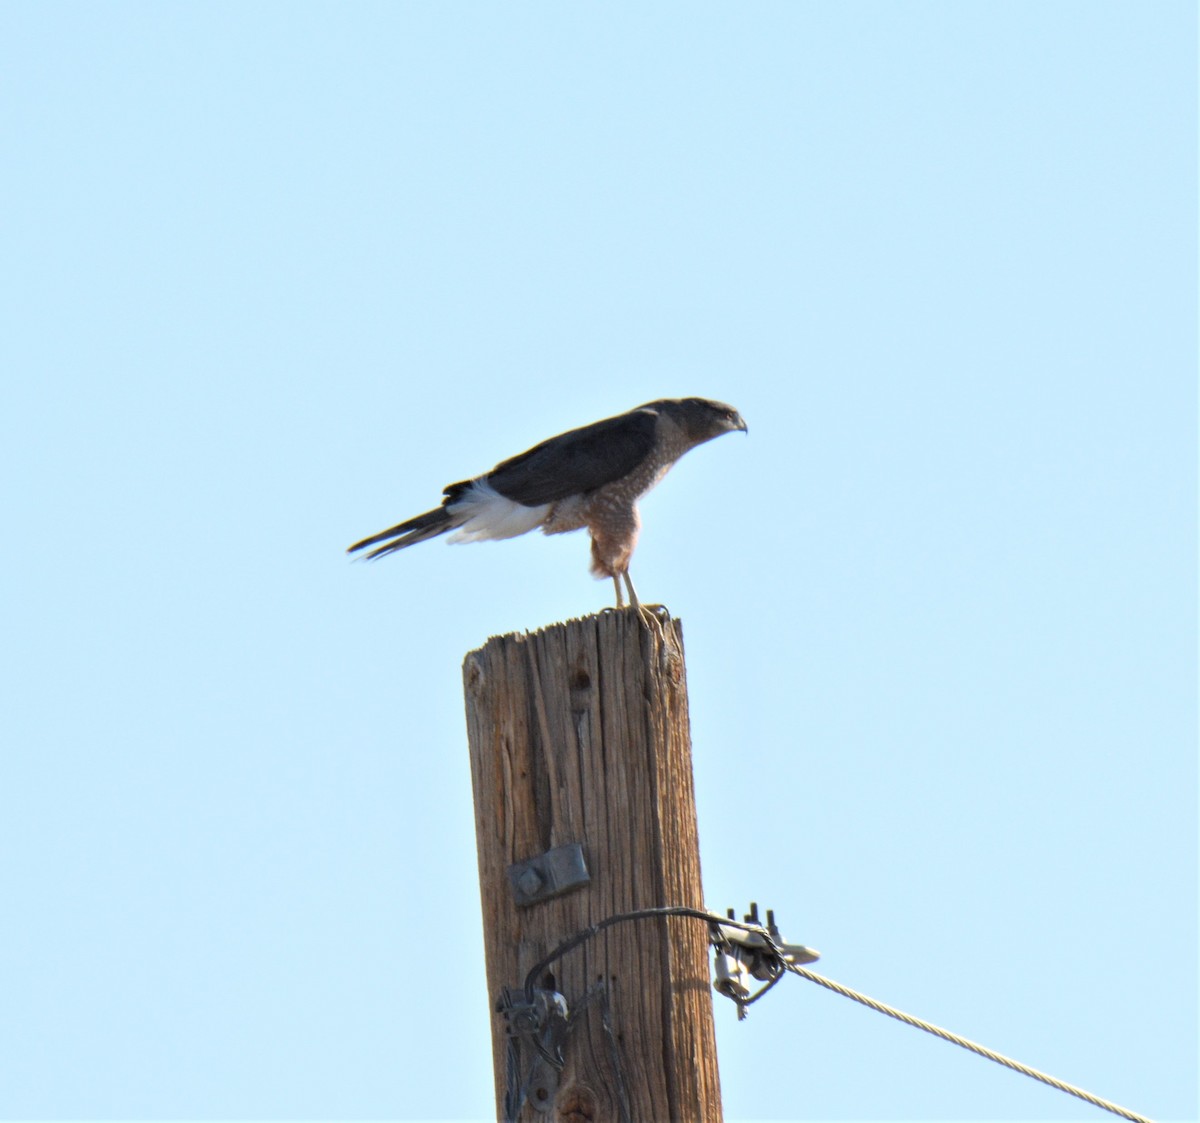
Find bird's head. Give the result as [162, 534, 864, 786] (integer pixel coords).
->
[651, 397, 748, 444]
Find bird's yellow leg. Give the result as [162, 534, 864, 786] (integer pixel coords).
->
[612, 575, 625, 609]
[623, 572, 669, 637]
[622, 571, 640, 610]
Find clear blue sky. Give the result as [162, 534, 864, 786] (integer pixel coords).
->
[1, 3, 1195, 1120]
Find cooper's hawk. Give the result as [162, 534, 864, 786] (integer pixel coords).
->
[347, 397, 747, 608]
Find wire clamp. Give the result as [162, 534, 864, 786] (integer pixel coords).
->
[497, 985, 569, 1116]
[710, 902, 820, 1018]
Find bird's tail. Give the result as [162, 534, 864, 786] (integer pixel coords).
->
[346, 507, 456, 560]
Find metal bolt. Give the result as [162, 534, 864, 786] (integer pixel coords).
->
[517, 867, 544, 897]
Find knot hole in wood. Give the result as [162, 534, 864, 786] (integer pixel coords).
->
[556, 1084, 597, 1123]
[568, 666, 592, 714]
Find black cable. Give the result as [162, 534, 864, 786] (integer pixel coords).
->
[522, 904, 782, 1000]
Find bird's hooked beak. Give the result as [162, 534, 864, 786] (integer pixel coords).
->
[732, 412, 748, 435]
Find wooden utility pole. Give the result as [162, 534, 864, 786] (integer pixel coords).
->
[462, 610, 721, 1122]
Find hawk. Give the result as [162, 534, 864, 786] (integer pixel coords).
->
[347, 397, 747, 608]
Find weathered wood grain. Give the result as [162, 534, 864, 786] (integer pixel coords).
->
[463, 610, 721, 1122]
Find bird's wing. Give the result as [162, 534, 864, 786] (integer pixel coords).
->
[451, 408, 659, 507]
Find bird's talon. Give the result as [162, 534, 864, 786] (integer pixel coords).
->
[633, 602, 670, 641]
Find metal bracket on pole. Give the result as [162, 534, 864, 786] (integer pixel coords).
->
[507, 842, 590, 907]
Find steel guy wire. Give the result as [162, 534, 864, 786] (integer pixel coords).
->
[515, 904, 1154, 1123]
[784, 962, 1154, 1123]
